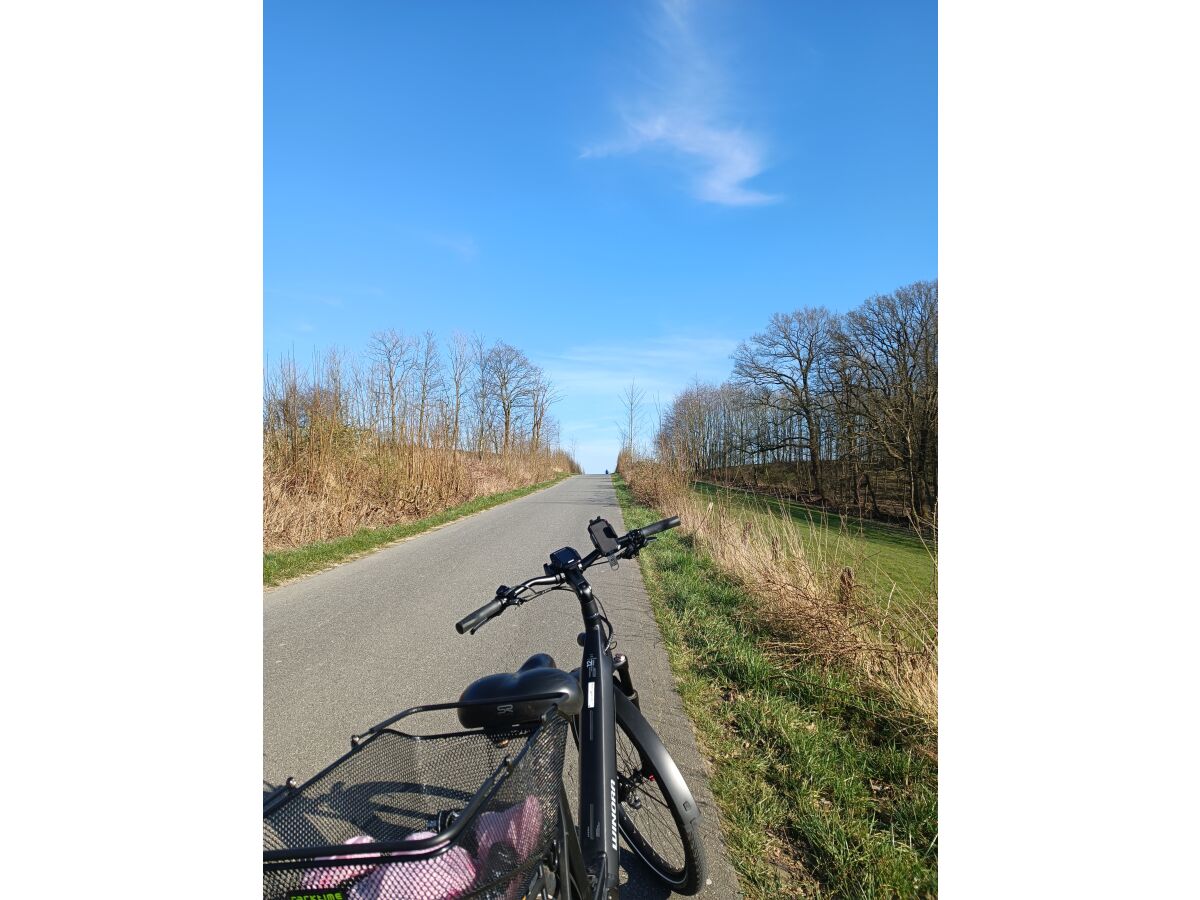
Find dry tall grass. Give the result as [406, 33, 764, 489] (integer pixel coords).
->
[263, 337, 580, 551]
[264, 443, 576, 551]
[620, 456, 937, 728]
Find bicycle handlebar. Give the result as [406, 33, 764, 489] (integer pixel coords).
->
[455, 595, 507, 635]
[637, 515, 680, 538]
[455, 573, 565, 634]
[455, 515, 681, 634]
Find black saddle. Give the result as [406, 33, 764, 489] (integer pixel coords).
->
[457, 653, 582, 730]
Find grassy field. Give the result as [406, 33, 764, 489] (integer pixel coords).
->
[263, 473, 573, 586]
[616, 475, 937, 898]
[692, 481, 935, 624]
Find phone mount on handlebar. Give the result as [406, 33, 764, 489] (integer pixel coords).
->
[588, 516, 621, 568]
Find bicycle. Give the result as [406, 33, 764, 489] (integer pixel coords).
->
[264, 514, 706, 900]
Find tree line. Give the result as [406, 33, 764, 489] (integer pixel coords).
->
[265, 330, 572, 462]
[654, 280, 937, 521]
[263, 330, 579, 549]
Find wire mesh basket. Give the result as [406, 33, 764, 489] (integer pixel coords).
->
[264, 700, 570, 900]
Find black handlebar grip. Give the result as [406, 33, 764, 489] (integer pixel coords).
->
[456, 595, 506, 634]
[640, 515, 681, 537]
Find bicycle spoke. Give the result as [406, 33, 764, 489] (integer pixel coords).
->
[615, 726, 686, 872]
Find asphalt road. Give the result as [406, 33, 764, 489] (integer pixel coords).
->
[264, 474, 742, 898]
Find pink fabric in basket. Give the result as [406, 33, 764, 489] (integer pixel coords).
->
[347, 835, 477, 899]
[296, 799, 541, 900]
[473, 796, 544, 864]
[299, 834, 381, 890]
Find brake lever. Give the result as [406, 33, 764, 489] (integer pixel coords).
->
[504, 585, 530, 606]
[622, 534, 657, 559]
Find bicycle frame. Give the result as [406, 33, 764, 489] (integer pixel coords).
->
[454, 515, 687, 898]
[570, 563, 621, 900]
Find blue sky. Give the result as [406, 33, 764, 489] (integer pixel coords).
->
[265, 0, 937, 474]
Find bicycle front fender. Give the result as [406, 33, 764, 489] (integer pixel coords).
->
[567, 668, 703, 831]
[611, 689, 703, 831]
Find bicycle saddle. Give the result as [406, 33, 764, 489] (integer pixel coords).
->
[457, 653, 583, 729]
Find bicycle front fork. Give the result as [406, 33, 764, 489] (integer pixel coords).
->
[612, 652, 639, 708]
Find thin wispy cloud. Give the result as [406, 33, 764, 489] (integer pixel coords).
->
[425, 232, 478, 261]
[537, 334, 738, 402]
[265, 287, 347, 308]
[583, 0, 780, 207]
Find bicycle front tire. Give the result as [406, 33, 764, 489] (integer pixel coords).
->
[612, 690, 707, 894]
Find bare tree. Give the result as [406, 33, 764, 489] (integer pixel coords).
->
[529, 371, 559, 454]
[448, 331, 470, 451]
[619, 379, 647, 460]
[836, 281, 937, 517]
[369, 329, 417, 445]
[414, 331, 443, 447]
[731, 308, 836, 498]
[489, 342, 537, 454]
[469, 333, 493, 457]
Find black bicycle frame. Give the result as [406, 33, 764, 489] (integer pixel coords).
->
[454, 517, 682, 897]
[567, 565, 621, 900]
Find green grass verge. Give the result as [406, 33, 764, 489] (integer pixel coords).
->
[264, 473, 573, 586]
[692, 481, 936, 607]
[615, 475, 937, 899]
